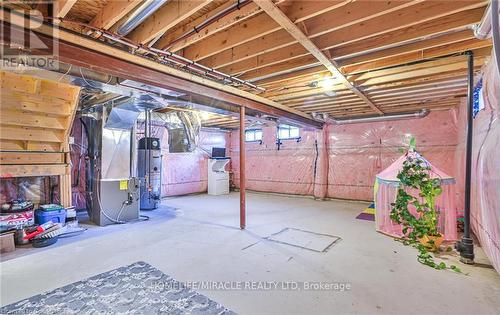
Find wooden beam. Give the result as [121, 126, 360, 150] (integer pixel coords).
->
[339, 30, 475, 67]
[0, 152, 65, 165]
[0, 164, 68, 178]
[54, 0, 77, 18]
[314, 1, 487, 53]
[1, 11, 322, 128]
[128, 0, 213, 44]
[359, 58, 485, 86]
[330, 7, 485, 60]
[199, 1, 485, 72]
[254, 0, 384, 115]
[340, 38, 491, 74]
[89, 0, 142, 30]
[154, 0, 271, 52]
[224, 29, 479, 76]
[182, 0, 351, 61]
[275, 56, 485, 104]
[237, 6, 485, 82]
[351, 50, 489, 82]
[201, 0, 418, 70]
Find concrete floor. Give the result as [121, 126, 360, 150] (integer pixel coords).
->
[1, 192, 499, 314]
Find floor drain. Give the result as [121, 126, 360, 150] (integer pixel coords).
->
[264, 228, 341, 253]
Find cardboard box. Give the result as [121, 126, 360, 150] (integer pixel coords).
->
[0, 231, 15, 253]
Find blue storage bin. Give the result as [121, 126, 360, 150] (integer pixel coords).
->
[35, 209, 66, 224]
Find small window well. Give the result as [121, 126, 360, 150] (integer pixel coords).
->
[277, 124, 300, 140]
[245, 129, 263, 143]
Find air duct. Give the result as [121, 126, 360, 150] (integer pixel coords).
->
[117, 0, 168, 36]
[312, 109, 429, 125]
[474, 2, 493, 39]
[491, 0, 500, 77]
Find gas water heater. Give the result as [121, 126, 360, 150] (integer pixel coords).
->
[138, 137, 162, 210]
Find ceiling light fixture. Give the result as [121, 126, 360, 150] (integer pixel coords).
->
[319, 76, 335, 89]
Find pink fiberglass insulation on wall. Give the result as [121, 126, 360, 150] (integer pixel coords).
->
[374, 152, 458, 241]
[230, 111, 460, 203]
[161, 129, 229, 197]
[327, 110, 459, 201]
[229, 125, 324, 196]
[136, 124, 229, 197]
[69, 121, 229, 207]
[454, 58, 500, 273]
[70, 118, 87, 210]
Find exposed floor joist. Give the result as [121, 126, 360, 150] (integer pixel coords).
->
[154, 0, 269, 51]
[254, 0, 384, 115]
[0, 10, 321, 128]
[128, 0, 213, 44]
[1, 0, 491, 124]
[54, 0, 77, 18]
[89, 0, 142, 30]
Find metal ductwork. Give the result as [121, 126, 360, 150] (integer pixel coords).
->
[474, 2, 493, 39]
[491, 0, 500, 77]
[312, 109, 430, 125]
[117, 0, 168, 36]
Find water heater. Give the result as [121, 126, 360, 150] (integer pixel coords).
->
[138, 137, 162, 210]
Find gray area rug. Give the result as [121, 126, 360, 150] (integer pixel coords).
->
[0, 261, 236, 314]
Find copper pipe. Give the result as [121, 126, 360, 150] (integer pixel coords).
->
[239, 106, 246, 229]
[46, 17, 265, 91]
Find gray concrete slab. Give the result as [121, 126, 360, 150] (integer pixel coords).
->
[1, 192, 499, 315]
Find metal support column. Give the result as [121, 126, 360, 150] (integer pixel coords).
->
[456, 51, 475, 264]
[239, 106, 246, 229]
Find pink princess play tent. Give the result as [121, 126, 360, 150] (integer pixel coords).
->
[374, 151, 457, 241]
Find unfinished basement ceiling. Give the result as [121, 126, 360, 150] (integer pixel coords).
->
[4, 0, 492, 120]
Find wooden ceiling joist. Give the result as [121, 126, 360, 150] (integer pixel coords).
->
[201, 1, 486, 74]
[254, 0, 384, 115]
[242, 6, 485, 83]
[340, 38, 491, 74]
[331, 7, 485, 59]
[153, 0, 271, 51]
[1, 11, 322, 128]
[200, 0, 418, 70]
[3, 0, 492, 122]
[89, 0, 142, 30]
[128, 0, 213, 44]
[54, 0, 77, 18]
[182, 0, 351, 61]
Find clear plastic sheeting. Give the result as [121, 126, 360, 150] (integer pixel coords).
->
[454, 58, 500, 273]
[0, 177, 56, 206]
[175, 111, 202, 151]
[374, 152, 457, 241]
[230, 111, 460, 201]
[161, 130, 228, 196]
[136, 115, 228, 197]
[230, 125, 323, 196]
[327, 110, 459, 201]
[70, 118, 88, 210]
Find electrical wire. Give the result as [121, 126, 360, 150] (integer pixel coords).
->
[58, 64, 72, 82]
[94, 169, 140, 225]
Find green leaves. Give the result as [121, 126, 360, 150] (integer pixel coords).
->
[409, 137, 416, 151]
[390, 153, 461, 273]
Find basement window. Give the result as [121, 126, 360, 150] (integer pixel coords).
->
[245, 129, 263, 142]
[277, 124, 300, 140]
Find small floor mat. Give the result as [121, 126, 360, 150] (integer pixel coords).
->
[0, 261, 236, 315]
[265, 228, 341, 252]
[356, 203, 375, 221]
